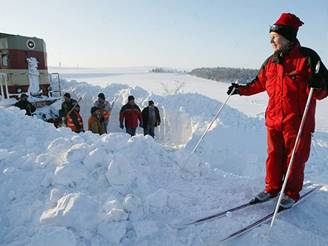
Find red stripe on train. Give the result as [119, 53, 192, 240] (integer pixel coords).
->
[2, 49, 48, 69]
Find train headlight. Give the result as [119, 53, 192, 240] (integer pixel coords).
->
[26, 39, 36, 50]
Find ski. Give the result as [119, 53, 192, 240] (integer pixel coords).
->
[173, 197, 273, 229]
[173, 182, 313, 229]
[188, 200, 261, 225]
[220, 185, 321, 242]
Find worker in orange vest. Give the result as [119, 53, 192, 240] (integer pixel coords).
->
[88, 106, 106, 135]
[66, 104, 84, 133]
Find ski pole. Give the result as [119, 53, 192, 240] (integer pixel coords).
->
[270, 60, 321, 228]
[189, 86, 236, 157]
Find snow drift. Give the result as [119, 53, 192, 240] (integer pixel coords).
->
[0, 77, 327, 246]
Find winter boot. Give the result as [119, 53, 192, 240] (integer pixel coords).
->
[279, 195, 295, 209]
[250, 191, 277, 204]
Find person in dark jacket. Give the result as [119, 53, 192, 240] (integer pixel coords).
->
[119, 95, 142, 136]
[141, 100, 161, 138]
[66, 104, 84, 133]
[59, 93, 77, 117]
[14, 93, 36, 116]
[59, 92, 78, 125]
[227, 13, 328, 208]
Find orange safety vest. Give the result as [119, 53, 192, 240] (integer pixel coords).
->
[67, 111, 83, 133]
[97, 108, 110, 121]
[88, 115, 106, 135]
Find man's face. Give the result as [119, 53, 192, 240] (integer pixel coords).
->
[270, 32, 290, 52]
[98, 97, 105, 104]
[128, 99, 135, 105]
[64, 96, 70, 102]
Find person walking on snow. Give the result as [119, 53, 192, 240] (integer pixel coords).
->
[88, 106, 107, 135]
[119, 95, 142, 136]
[93, 93, 112, 133]
[227, 13, 328, 208]
[141, 100, 161, 138]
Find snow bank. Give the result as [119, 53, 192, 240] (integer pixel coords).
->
[30, 226, 76, 246]
[1, 77, 327, 246]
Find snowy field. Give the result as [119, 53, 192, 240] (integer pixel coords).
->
[0, 68, 327, 246]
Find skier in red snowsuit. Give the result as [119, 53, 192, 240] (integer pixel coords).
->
[227, 13, 328, 208]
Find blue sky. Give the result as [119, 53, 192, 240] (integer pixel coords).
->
[1, 0, 327, 69]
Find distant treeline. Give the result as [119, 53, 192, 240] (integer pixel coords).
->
[150, 67, 187, 73]
[189, 67, 258, 84]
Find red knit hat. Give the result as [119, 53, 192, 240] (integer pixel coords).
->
[274, 13, 304, 29]
[270, 13, 304, 42]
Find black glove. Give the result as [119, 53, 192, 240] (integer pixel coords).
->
[308, 74, 326, 89]
[227, 83, 240, 95]
[120, 123, 124, 129]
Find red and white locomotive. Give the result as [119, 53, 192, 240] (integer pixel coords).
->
[0, 32, 62, 122]
[0, 32, 61, 102]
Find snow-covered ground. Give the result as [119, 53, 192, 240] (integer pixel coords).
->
[0, 68, 327, 245]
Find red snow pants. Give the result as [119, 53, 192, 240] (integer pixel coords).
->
[264, 126, 312, 201]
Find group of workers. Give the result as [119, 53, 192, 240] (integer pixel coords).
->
[59, 92, 161, 137]
[13, 91, 161, 138]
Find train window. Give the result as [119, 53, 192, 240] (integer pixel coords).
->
[2, 54, 8, 67]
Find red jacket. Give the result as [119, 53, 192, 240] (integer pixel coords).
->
[119, 103, 142, 128]
[239, 43, 328, 132]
